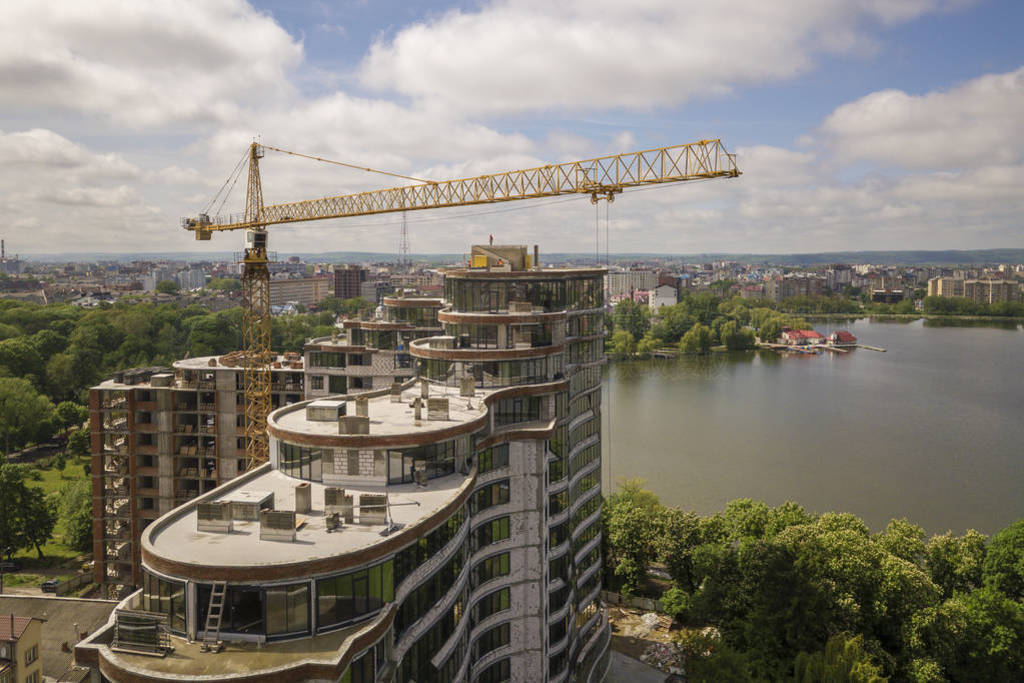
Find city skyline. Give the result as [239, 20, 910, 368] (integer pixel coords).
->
[1, 0, 1021, 255]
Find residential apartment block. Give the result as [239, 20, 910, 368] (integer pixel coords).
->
[89, 357, 306, 598]
[335, 265, 368, 300]
[77, 245, 610, 682]
[268, 276, 331, 308]
[927, 277, 1020, 303]
[605, 268, 657, 298]
[765, 273, 826, 302]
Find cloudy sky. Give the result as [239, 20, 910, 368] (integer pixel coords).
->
[1, 0, 1021, 257]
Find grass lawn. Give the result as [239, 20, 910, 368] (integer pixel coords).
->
[25, 453, 90, 496]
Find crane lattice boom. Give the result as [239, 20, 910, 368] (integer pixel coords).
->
[184, 140, 739, 237]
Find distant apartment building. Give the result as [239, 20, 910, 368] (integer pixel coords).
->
[142, 266, 176, 291]
[268, 276, 330, 308]
[964, 279, 1021, 304]
[605, 268, 657, 298]
[649, 283, 678, 313]
[825, 265, 853, 292]
[765, 273, 826, 302]
[334, 265, 367, 300]
[928, 277, 1020, 303]
[927, 277, 965, 298]
[176, 267, 207, 291]
[740, 284, 765, 299]
[359, 278, 394, 304]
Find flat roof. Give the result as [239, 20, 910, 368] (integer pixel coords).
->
[270, 383, 494, 439]
[146, 469, 470, 570]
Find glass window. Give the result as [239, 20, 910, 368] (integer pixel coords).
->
[474, 516, 510, 551]
[477, 444, 509, 473]
[472, 480, 510, 513]
[472, 587, 510, 626]
[473, 622, 510, 659]
[266, 583, 309, 637]
[478, 657, 511, 683]
[316, 560, 394, 631]
[329, 375, 347, 394]
[142, 571, 186, 634]
[473, 552, 510, 588]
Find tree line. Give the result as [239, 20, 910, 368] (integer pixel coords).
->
[606, 293, 815, 356]
[603, 481, 1024, 681]
[0, 296, 370, 454]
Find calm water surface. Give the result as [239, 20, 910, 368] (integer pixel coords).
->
[601, 318, 1024, 534]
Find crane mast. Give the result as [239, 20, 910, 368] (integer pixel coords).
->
[184, 140, 740, 469]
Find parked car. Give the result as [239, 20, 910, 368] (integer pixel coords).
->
[41, 579, 59, 593]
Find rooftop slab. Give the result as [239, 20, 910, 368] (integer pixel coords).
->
[270, 383, 494, 439]
[146, 469, 470, 570]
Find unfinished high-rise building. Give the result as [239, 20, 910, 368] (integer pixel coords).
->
[78, 246, 610, 681]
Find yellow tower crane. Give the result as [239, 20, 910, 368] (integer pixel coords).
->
[183, 140, 740, 469]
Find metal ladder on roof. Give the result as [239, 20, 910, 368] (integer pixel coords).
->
[200, 582, 226, 653]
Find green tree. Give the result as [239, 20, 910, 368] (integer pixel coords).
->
[658, 507, 704, 591]
[720, 320, 756, 350]
[612, 299, 649, 341]
[924, 529, 987, 598]
[679, 323, 712, 354]
[758, 318, 783, 343]
[207, 277, 241, 291]
[982, 519, 1024, 599]
[0, 377, 56, 453]
[794, 633, 888, 683]
[604, 479, 662, 596]
[0, 464, 27, 556]
[55, 401, 88, 431]
[67, 427, 90, 457]
[45, 352, 77, 401]
[907, 586, 1024, 681]
[155, 279, 179, 294]
[876, 518, 926, 564]
[20, 486, 55, 558]
[57, 480, 93, 553]
[609, 329, 636, 356]
[636, 333, 658, 354]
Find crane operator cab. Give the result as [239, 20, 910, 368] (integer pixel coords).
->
[244, 228, 268, 260]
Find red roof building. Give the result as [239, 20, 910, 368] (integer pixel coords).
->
[829, 330, 857, 345]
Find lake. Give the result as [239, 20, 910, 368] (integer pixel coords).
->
[601, 318, 1024, 534]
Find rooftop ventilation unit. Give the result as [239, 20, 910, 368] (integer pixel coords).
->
[427, 397, 449, 421]
[196, 501, 233, 533]
[259, 509, 296, 542]
[339, 415, 370, 434]
[358, 494, 388, 526]
[306, 399, 346, 422]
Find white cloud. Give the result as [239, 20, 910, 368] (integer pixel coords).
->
[359, 0, 963, 115]
[0, 129, 164, 251]
[0, 0, 302, 127]
[819, 66, 1024, 169]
